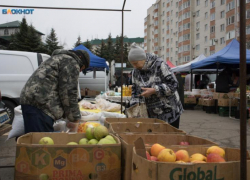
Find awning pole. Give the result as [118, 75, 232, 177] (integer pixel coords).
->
[105, 68, 107, 92]
[239, 0, 247, 179]
[190, 70, 193, 91]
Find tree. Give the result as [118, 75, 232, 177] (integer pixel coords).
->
[94, 40, 107, 59]
[74, 35, 81, 48]
[9, 17, 29, 51]
[124, 43, 131, 67]
[45, 28, 62, 55]
[83, 39, 92, 51]
[26, 25, 41, 52]
[113, 35, 121, 63]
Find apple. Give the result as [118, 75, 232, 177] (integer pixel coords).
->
[146, 151, 151, 160]
[39, 137, 54, 145]
[179, 141, 190, 145]
[79, 138, 88, 145]
[67, 142, 78, 145]
[39, 174, 49, 180]
[150, 156, 158, 161]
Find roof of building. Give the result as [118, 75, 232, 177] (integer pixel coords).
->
[86, 37, 144, 45]
[0, 20, 44, 35]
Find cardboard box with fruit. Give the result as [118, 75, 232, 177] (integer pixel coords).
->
[104, 118, 166, 129]
[184, 97, 197, 104]
[118, 134, 217, 180]
[109, 122, 185, 135]
[132, 138, 250, 180]
[15, 125, 121, 180]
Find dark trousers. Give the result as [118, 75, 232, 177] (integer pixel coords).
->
[21, 104, 54, 133]
[169, 117, 180, 129]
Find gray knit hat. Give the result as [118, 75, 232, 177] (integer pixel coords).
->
[128, 42, 146, 62]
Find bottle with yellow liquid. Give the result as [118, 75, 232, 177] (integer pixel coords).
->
[128, 85, 132, 96]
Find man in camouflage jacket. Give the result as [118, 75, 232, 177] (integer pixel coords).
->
[20, 49, 90, 133]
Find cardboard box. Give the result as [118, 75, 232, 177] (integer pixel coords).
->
[213, 93, 230, 100]
[104, 118, 166, 129]
[184, 97, 196, 104]
[218, 99, 238, 107]
[15, 133, 121, 180]
[118, 134, 217, 180]
[109, 122, 185, 135]
[80, 89, 100, 97]
[198, 98, 203, 106]
[203, 99, 215, 106]
[132, 138, 250, 180]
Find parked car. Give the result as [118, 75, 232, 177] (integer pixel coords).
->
[0, 50, 50, 123]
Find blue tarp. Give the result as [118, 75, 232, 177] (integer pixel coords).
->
[191, 39, 250, 70]
[73, 44, 109, 71]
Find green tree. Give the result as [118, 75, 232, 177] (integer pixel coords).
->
[45, 28, 62, 55]
[113, 35, 121, 63]
[94, 40, 107, 59]
[9, 17, 29, 51]
[26, 25, 41, 52]
[83, 39, 92, 51]
[124, 43, 131, 67]
[74, 35, 81, 48]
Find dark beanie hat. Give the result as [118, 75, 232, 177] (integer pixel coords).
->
[73, 50, 90, 69]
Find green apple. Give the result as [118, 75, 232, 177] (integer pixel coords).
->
[67, 142, 78, 145]
[39, 137, 54, 145]
[79, 138, 88, 145]
[88, 139, 98, 145]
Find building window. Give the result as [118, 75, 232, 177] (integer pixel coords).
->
[196, 44, 200, 51]
[227, 16, 235, 25]
[205, 0, 208, 7]
[210, 1, 215, 9]
[183, 22, 190, 30]
[176, 21, 178, 27]
[162, 28, 164, 34]
[211, 26, 215, 33]
[205, 24, 208, 31]
[196, 0, 200, 6]
[183, 34, 190, 41]
[196, 22, 200, 28]
[210, 13, 215, 21]
[163, 2, 165, 7]
[226, 1, 235, 12]
[196, 10, 200, 17]
[205, 48, 207, 54]
[4, 29, 9, 35]
[220, 37, 225, 44]
[15, 29, 18, 33]
[205, 36, 208, 42]
[205, 12, 208, 19]
[196, 33, 200, 40]
[221, 11, 225, 18]
[247, 10, 250, 19]
[163, 11, 165, 16]
[210, 51, 215, 55]
[221, 0, 225, 5]
[162, 37, 165, 42]
[171, 10, 173, 16]
[226, 30, 235, 40]
[221, 24, 225, 31]
[171, 20, 173, 24]
[176, 12, 178, 17]
[171, 1, 173, 6]
[247, 26, 250, 34]
[176, 2, 178, 8]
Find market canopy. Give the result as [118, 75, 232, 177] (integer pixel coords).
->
[167, 60, 175, 68]
[73, 44, 109, 71]
[172, 54, 206, 72]
[191, 39, 250, 70]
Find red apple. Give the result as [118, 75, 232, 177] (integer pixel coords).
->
[146, 151, 151, 160]
[179, 141, 190, 145]
[150, 156, 158, 161]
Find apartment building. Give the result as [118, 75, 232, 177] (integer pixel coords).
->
[144, 0, 250, 66]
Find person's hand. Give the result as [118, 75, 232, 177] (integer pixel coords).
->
[66, 120, 80, 132]
[140, 88, 156, 98]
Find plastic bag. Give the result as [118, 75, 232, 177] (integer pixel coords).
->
[80, 112, 102, 121]
[7, 106, 24, 140]
[53, 120, 66, 132]
[96, 99, 121, 112]
[79, 100, 97, 109]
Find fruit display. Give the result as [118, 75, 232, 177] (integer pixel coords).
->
[145, 144, 226, 163]
[37, 125, 117, 145]
[77, 122, 100, 133]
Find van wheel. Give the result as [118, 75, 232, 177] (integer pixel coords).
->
[3, 100, 16, 124]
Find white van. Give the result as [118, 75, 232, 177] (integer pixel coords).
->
[0, 50, 50, 122]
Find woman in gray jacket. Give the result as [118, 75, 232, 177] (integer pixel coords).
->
[128, 43, 183, 128]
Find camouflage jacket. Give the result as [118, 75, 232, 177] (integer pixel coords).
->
[20, 50, 84, 122]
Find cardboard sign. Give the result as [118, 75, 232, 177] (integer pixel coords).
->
[15, 133, 121, 180]
[118, 134, 217, 180]
[104, 118, 166, 129]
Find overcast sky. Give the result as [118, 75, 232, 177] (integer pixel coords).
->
[0, 0, 156, 49]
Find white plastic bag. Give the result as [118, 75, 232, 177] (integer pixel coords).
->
[96, 99, 121, 112]
[53, 120, 66, 132]
[7, 105, 24, 140]
[80, 112, 102, 121]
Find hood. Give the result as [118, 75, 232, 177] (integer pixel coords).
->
[141, 53, 159, 71]
[52, 49, 84, 67]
